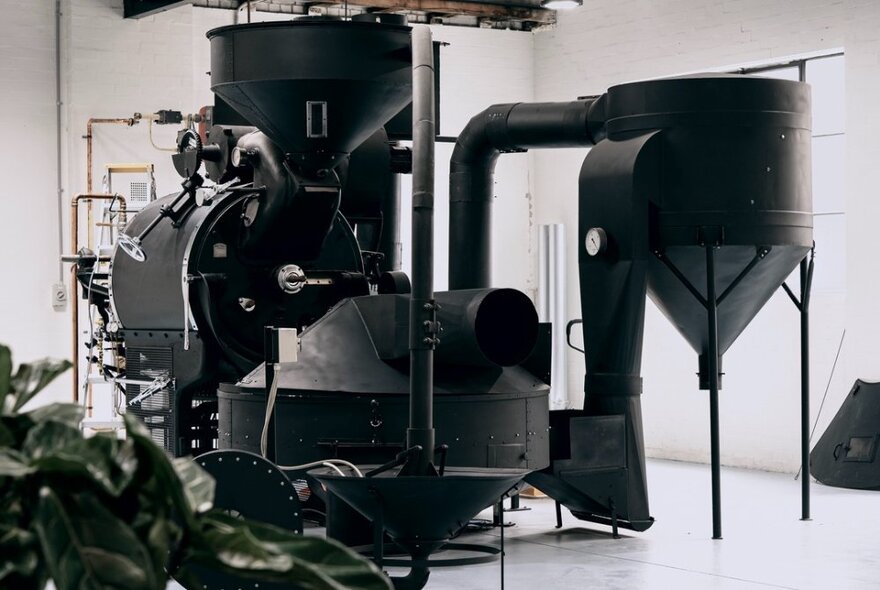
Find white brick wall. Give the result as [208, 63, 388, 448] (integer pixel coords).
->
[0, 0, 68, 401]
[532, 0, 880, 472]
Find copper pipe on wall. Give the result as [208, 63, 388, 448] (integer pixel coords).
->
[85, 117, 139, 249]
[69, 193, 127, 405]
[86, 117, 140, 192]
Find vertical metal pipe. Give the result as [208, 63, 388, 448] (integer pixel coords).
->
[55, 0, 64, 283]
[799, 257, 811, 520]
[379, 172, 403, 271]
[407, 26, 436, 474]
[706, 245, 722, 540]
[538, 223, 568, 409]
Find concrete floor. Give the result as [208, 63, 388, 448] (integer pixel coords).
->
[418, 459, 880, 590]
[171, 458, 880, 589]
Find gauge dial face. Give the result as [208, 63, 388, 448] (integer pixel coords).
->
[585, 227, 607, 257]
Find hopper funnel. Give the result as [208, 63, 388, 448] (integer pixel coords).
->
[580, 75, 812, 379]
[313, 467, 526, 559]
[578, 75, 812, 540]
[207, 18, 413, 171]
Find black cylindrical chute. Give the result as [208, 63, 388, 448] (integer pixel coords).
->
[433, 289, 538, 368]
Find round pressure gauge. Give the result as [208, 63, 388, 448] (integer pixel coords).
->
[585, 227, 608, 257]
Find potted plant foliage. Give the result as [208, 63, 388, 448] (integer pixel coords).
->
[0, 344, 390, 590]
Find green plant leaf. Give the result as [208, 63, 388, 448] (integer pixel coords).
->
[0, 420, 16, 448]
[0, 414, 35, 449]
[21, 420, 82, 459]
[172, 457, 215, 514]
[11, 358, 73, 412]
[0, 344, 12, 414]
[0, 405, 81, 452]
[34, 487, 159, 590]
[123, 413, 196, 526]
[180, 510, 392, 590]
[25, 421, 136, 497]
[142, 511, 183, 583]
[0, 448, 36, 478]
[0, 525, 41, 581]
[24, 403, 84, 429]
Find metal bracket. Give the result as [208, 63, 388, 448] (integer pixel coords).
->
[126, 374, 173, 406]
[417, 300, 441, 348]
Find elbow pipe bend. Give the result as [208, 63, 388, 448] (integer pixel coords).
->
[448, 97, 606, 290]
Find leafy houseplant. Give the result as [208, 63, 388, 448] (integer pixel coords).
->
[0, 344, 391, 590]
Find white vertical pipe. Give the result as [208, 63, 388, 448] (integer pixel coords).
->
[537, 223, 568, 410]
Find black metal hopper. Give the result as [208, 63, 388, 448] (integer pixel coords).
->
[583, 75, 815, 364]
[207, 18, 412, 169]
[313, 467, 526, 558]
[575, 74, 813, 539]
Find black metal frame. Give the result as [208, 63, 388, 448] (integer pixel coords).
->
[654, 243, 772, 539]
[734, 51, 833, 524]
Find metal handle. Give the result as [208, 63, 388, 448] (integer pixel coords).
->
[566, 319, 585, 354]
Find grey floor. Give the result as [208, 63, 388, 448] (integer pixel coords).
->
[171, 458, 880, 589]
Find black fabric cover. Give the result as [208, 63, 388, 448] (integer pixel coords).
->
[811, 379, 880, 490]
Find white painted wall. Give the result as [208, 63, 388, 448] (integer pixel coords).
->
[531, 0, 880, 472]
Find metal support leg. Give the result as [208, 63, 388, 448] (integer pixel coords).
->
[705, 246, 723, 540]
[555, 501, 563, 529]
[371, 489, 385, 570]
[657, 244, 777, 540]
[799, 256, 813, 521]
[610, 499, 620, 539]
[782, 252, 814, 522]
[499, 498, 505, 590]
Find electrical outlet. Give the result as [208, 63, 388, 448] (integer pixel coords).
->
[52, 283, 67, 311]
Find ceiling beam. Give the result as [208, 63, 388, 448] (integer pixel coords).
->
[123, 0, 192, 18]
[343, 0, 554, 22]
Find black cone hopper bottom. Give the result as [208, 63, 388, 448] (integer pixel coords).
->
[312, 466, 527, 588]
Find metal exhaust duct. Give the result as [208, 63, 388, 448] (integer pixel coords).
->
[449, 100, 604, 289]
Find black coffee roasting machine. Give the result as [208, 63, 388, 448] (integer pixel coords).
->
[97, 13, 813, 589]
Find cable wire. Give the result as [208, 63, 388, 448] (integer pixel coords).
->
[274, 458, 364, 478]
[148, 117, 177, 152]
[260, 363, 280, 458]
[795, 328, 846, 480]
[321, 462, 346, 477]
[259, 360, 363, 477]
